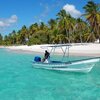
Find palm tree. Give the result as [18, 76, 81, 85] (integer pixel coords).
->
[74, 18, 88, 43]
[20, 25, 28, 44]
[48, 19, 59, 43]
[48, 19, 57, 30]
[83, 1, 100, 43]
[0, 34, 3, 45]
[39, 22, 47, 30]
[29, 23, 39, 37]
[57, 9, 68, 36]
[10, 30, 17, 45]
[57, 9, 75, 43]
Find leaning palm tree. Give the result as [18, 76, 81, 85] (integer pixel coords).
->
[83, 1, 100, 43]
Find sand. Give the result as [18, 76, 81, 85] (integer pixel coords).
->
[3, 43, 100, 57]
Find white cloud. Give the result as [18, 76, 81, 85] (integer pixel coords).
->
[8, 15, 18, 23]
[0, 15, 18, 27]
[63, 4, 81, 18]
[41, 5, 49, 17]
[0, 20, 10, 27]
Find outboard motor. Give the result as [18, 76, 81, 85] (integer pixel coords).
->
[34, 56, 41, 62]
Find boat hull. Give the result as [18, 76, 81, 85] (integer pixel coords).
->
[32, 58, 100, 73]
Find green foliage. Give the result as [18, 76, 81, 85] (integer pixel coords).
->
[83, 1, 100, 42]
[27, 37, 41, 45]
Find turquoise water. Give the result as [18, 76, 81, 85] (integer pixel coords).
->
[0, 49, 100, 100]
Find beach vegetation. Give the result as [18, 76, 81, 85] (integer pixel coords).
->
[83, 1, 100, 43]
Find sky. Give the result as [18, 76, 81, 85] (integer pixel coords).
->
[0, 0, 100, 36]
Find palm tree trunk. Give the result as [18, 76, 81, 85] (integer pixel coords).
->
[98, 27, 100, 43]
[79, 32, 82, 44]
[99, 36, 100, 43]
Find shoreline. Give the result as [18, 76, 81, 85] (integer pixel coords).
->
[1, 43, 100, 57]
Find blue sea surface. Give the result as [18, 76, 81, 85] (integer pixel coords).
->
[0, 49, 100, 100]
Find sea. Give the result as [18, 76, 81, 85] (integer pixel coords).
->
[0, 48, 100, 100]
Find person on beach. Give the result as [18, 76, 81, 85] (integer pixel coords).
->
[42, 50, 50, 63]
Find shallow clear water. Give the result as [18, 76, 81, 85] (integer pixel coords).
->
[0, 49, 100, 100]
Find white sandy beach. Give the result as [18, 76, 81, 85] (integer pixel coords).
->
[3, 43, 100, 57]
